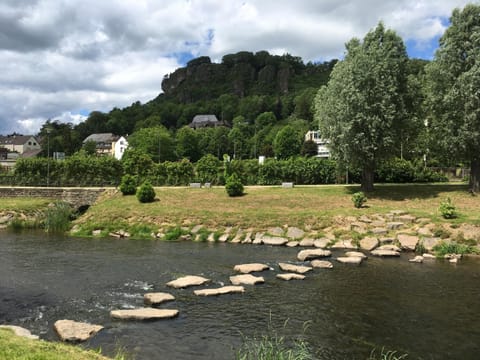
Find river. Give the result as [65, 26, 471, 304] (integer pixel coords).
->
[1, 232, 479, 359]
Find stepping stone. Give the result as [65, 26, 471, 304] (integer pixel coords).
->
[286, 227, 305, 239]
[234, 263, 269, 273]
[261, 236, 288, 246]
[345, 251, 367, 259]
[422, 253, 436, 259]
[286, 241, 299, 247]
[377, 244, 401, 252]
[278, 262, 312, 274]
[336, 256, 363, 265]
[144, 292, 175, 305]
[371, 249, 400, 257]
[409, 255, 424, 263]
[230, 274, 264, 285]
[54, 320, 103, 342]
[330, 240, 357, 249]
[277, 273, 305, 281]
[297, 249, 331, 261]
[0, 325, 39, 340]
[310, 260, 333, 269]
[110, 308, 179, 320]
[166, 275, 210, 288]
[194, 286, 245, 296]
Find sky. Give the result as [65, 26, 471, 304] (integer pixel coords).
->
[0, 0, 474, 135]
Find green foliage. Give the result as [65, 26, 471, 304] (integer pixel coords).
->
[352, 192, 367, 208]
[164, 226, 188, 241]
[273, 125, 303, 159]
[136, 182, 156, 203]
[176, 126, 200, 162]
[225, 173, 244, 197]
[128, 126, 176, 163]
[195, 154, 221, 184]
[316, 22, 410, 191]
[165, 159, 195, 186]
[119, 174, 137, 195]
[368, 348, 408, 360]
[439, 197, 457, 219]
[44, 201, 72, 233]
[82, 140, 97, 155]
[433, 241, 477, 258]
[425, 4, 480, 192]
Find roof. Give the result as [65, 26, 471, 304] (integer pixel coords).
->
[189, 114, 228, 129]
[83, 133, 119, 144]
[0, 135, 37, 146]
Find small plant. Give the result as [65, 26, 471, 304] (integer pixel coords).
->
[439, 197, 457, 219]
[225, 173, 244, 197]
[119, 174, 137, 195]
[44, 201, 73, 233]
[432, 241, 476, 258]
[432, 225, 451, 239]
[136, 181, 156, 203]
[352, 191, 367, 208]
[368, 348, 408, 360]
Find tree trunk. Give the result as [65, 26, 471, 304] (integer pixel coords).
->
[470, 158, 480, 193]
[361, 164, 375, 192]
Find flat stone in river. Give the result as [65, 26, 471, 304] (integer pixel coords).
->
[194, 286, 245, 296]
[278, 262, 312, 274]
[111, 308, 179, 320]
[230, 274, 265, 285]
[336, 256, 363, 265]
[234, 263, 269, 273]
[371, 249, 400, 257]
[310, 260, 333, 268]
[54, 320, 103, 342]
[166, 275, 210, 288]
[297, 249, 332, 261]
[144, 292, 175, 305]
[277, 273, 305, 281]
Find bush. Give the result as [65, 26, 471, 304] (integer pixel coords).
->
[352, 191, 367, 208]
[119, 174, 137, 195]
[44, 201, 72, 233]
[439, 197, 457, 219]
[225, 173, 244, 197]
[136, 181, 156, 203]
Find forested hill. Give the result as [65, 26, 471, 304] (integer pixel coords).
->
[161, 51, 337, 102]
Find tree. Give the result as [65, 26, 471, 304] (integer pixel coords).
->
[273, 125, 303, 159]
[176, 126, 200, 162]
[425, 4, 480, 192]
[127, 126, 175, 162]
[315, 23, 409, 191]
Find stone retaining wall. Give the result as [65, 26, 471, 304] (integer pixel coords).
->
[0, 187, 105, 208]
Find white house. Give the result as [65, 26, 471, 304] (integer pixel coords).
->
[305, 130, 330, 158]
[83, 133, 128, 160]
[113, 136, 128, 160]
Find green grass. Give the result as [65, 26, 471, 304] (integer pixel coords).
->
[71, 184, 480, 238]
[0, 328, 115, 360]
[0, 198, 53, 212]
[432, 241, 478, 258]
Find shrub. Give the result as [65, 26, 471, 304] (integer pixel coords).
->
[439, 197, 457, 219]
[136, 181, 156, 203]
[225, 173, 244, 197]
[433, 241, 476, 258]
[352, 191, 367, 208]
[44, 201, 73, 233]
[119, 174, 137, 195]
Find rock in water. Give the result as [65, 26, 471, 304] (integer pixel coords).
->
[54, 320, 103, 342]
[278, 262, 312, 274]
[166, 275, 210, 288]
[194, 286, 245, 296]
[144, 292, 175, 305]
[276, 273, 305, 281]
[336, 256, 363, 265]
[230, 274, 265, 285]
[110, 308, 179, 320]
[310, 260, 333, 269]
[233, 263, 269, 273]
[297, 249, 332, 261]
[0, 325, 39, 340]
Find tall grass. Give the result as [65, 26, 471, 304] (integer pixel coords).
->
[368, 348, 408, 360]
[44, 201, 73, 233]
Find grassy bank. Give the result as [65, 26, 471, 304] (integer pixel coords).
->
[71, 183, 480, 238]
[0, 328, 112, 360]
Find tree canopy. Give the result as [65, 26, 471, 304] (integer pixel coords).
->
[425, 3, 480, 192]
[315, 22, 410, 191]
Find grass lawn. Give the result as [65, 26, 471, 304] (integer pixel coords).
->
[0, 328, 113, 360]
[0, 198, 53, 212]
[73, 183, 480, 237]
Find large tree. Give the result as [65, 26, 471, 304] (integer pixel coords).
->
[315, 23, 409, 191]
[425, 4, 480, 192]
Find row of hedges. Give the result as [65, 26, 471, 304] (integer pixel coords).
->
[0, 154, 447, 187]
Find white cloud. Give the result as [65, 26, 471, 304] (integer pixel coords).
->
[0, 0, 473, 134]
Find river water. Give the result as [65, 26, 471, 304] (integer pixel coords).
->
[1, 232, 479, 359]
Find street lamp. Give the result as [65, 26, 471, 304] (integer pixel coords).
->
[46, 127, 51, 187]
